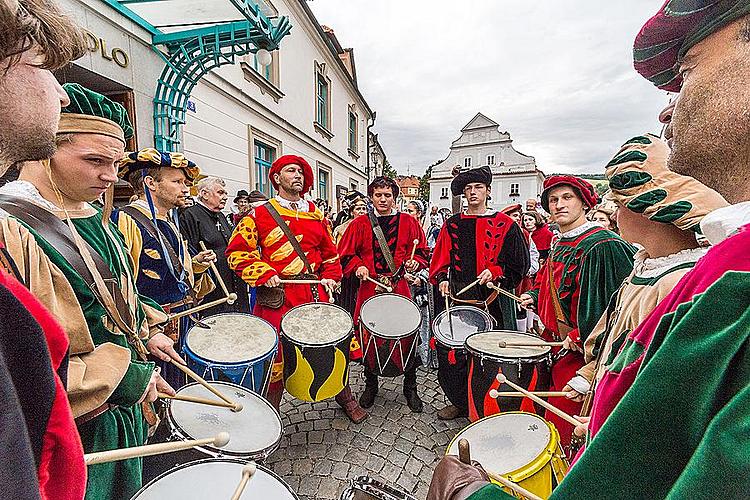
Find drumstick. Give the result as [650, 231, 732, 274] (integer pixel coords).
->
[490, 390, 568, 398]
[84, 432, 230, 466]
[278, 279, 322, 285]
[158, 392, 238, 409]
[456, 277, 481, 296]
[486, 282, 525, 304]
[169, 360, 242, 411]
[409, 238, 419, 261]
[364, 276, 392, 292]
[456, 438, 543, 500]
[230, 463, 257, 500]
[167, 294, 238, 321]
[498, 341, 564, 348]
[445, 294, 454, 339]
[199, 241, 230, 297]
[496, 372, 581, 427]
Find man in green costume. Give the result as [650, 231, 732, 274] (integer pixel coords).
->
[0, 83, 177, 500]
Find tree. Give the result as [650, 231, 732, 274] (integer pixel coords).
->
[419, 159, 441, 203]
[381, 159, 398, 179]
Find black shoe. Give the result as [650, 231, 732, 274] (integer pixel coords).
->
[403, 386, 423, 413]
[359, 385, 378, 409]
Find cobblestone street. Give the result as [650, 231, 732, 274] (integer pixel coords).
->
[265, 364, 468, 499]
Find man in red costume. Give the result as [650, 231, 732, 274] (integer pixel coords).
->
[519, 175, 634, 450]
[226, 155, 367, 422]
[338, 176, 428, 412]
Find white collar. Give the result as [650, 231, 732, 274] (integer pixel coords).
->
[700, 201, 750, 245]
[274, 196, 310, 213]
[634, 247, 708, 278]
[560, 220, 598, 239]
[375, 209, 398, 217]
[463, 208, 497, 217]
[0, 180, 69, 211]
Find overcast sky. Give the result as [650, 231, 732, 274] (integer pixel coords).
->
[307, 0, 670, 176]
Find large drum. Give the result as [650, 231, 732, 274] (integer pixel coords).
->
[340, 476, 417, 500]
[465, 330, 552, 421]
[184, 313, 277, 396]
[133, 458, 299, 499]
[446, 412, 568, 499]
[432, 305, 494, 350]
[280, 302, 353, 402]
[359, 293, 422, 377]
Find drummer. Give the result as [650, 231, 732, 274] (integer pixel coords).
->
[225, 155, 368, 423]
[429, 166, 530, 420]
[114, 149, 218, 388]
[338, 176, 429, 412]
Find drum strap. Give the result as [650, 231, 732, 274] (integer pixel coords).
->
[547, 257, 573, 337]
[366, 207, 397, 275]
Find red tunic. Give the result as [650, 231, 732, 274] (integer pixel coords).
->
[531, 224, 554, 261]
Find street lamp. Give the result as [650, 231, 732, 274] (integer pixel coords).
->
[256, 48, 272, 66]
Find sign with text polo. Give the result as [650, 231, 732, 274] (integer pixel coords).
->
[83, 29, 130, 68]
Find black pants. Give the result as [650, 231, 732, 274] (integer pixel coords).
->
[437, 346, 469, 412]
[364, 364, 419, 391]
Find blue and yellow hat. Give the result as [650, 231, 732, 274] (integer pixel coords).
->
[118, 148, 201, 182]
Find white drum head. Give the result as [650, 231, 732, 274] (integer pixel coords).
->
[186, 314, 276, 364]
[433, 306, 493, 348]
[133, 458, 298, 499]
[465, 331, 550, 359]
[169, 382, 281, 456]
[447, 413, 552, 475]
[281, 303, 352, 345]
[360, 294, 421, 338]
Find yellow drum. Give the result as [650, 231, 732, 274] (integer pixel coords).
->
[280, 303, 353, 402]
[446, 412, 568, 499]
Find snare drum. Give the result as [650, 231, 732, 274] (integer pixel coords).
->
[359, 293, 422, 377]
[446, 412, 568, 499]
[280, 302, 353, 402]
[465, 331, 552, 421]
[340, 476, 417, 500]
[184, 313, 277, 396]
[432, 306, 494, 350]
[133, 458, 299, 499]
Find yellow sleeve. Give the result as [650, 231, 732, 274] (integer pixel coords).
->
[115, 211, 143, 279]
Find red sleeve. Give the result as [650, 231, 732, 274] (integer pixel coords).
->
[225, 214, 276, 286]
[318, 220, 343, 281]
[429, 224, 451, 284]
[337, 217, 366, 276]
[405, 215, 429, 271]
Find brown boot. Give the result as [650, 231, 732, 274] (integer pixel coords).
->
[265, 382, 283, 411]
[437, 404, 467, 420]
[335, 385, 368, 423]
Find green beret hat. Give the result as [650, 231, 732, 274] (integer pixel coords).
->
[58, 83, 134, 143]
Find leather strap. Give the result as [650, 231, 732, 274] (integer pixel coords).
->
[120, 206, 186, 277]
[263, 201, 313, 274]
[366, 208, 397, 275]
[74, 402, 114, 426]
[546, 251, 573, 337]
[0, 245, 22, 282]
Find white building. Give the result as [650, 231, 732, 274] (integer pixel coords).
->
[429, 113, 545, 211]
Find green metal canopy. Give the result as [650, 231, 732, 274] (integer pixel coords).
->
[103, 0, 292, 151]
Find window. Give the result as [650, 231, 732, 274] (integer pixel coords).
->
[440, 187, 449, 199]
[349, 179, 359, 192]
[464, 157, 472, 168]
[348, 106, 358, 155]
[318, 167, 330, 204]
[487, 154, 495, 165]
[510, 183, 520, 196]
[254, 140, 276, 197]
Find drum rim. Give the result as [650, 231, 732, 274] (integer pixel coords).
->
[131, 457, 300, 499]
[446, 411, 562, 481]
[167, 381, 283, 458]
[359, 293, 422, 338]
[431, 306, 494, 348]
[185, 313, 278, 366]
[280, 302, 354, 346]
[464, 330, 551, 361]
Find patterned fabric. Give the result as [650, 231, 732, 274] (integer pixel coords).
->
[59, 83, 133, 140]
[541, 175, 599, 212]
[118, 148, 201, 182]
[633, 0, 750, 91]
[605, 134, 728, 230]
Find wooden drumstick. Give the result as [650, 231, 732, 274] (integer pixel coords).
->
[490, 390, 568, 398]
[456, 438, 542, 500]
[84, 432, 230, 466]
[496, 372, 581, 427]
[409, 238, 419, 261]
[456, 277, 481, 297]
[365, 276, 392, 293]
[158, 392, 238, 409]
[199, 241, 230, 297]
[167, 293, 238, 320]
[230, 463, 257, 500]
[278, 279, 322, 285]
[486, 282, 525, 304]
[498, 341, 564, 348]
[169, 360, 242, 411]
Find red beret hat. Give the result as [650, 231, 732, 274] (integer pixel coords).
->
[269, 155, 314, 194]
[541, 175, 599, 213]
[501, 203, 523, 215]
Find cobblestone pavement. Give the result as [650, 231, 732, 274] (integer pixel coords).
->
[265, 364, 469, 499]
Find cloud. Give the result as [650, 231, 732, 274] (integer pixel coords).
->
[308, 0, 670, 176]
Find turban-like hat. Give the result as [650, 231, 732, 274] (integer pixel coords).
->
[450, 166, 492, 196]
[633, 1, 750, 92]
[58, 83, 133, 144]
[269, 155, 314, 194]
[541, 175, 598, 213]
[118, 148, 200, 182]
[605, 134, 728, 230]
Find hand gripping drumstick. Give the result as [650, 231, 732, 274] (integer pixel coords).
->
[364, 276, 393, 292]
[199, 241, 230, 297]
[169, 360, 242, 412]
[409, 238, 419, 261]
[230, 463, 257, 500]
[279, 279, 336, 303]
[84, 432, 230, 466]
[490, 391, 568, 398]
[167, 293, 238, 321]
[486, 282, 525, 304]
[498, 340, 565, 348]
[456, 277, 481, 297]
[158, 392, 238, 409]
[457, 438, 543, 500]
[495, 372, 581, 427]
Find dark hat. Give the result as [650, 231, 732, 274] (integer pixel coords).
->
[234, 189, 249, 203]
[541, 175, 599, 213]
[450, 166, 492, 196]
[247, 190, 268, 204]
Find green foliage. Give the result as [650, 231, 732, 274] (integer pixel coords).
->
[381, 159, 398, 179]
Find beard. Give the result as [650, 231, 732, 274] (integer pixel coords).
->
[0, 124, 56, 176]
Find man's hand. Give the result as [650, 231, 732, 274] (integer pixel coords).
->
[477, 269, 494, 285]
[264, 275, 281, 287]
[519, 293, 535, 310]
[320, 278, 338, 296]
[139, 370, 175, 403]
[194, 249, 216, 264]
[573, 415, 590, 437]
[405, 259, 419, 272]
[563, 336, 582, 353]
[439, 280, 450, 296]
[146, 333, 183, 364]
[426, 455, 490, 500]
[355, 266, 370, 281]
[562, 384, 586, 402]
